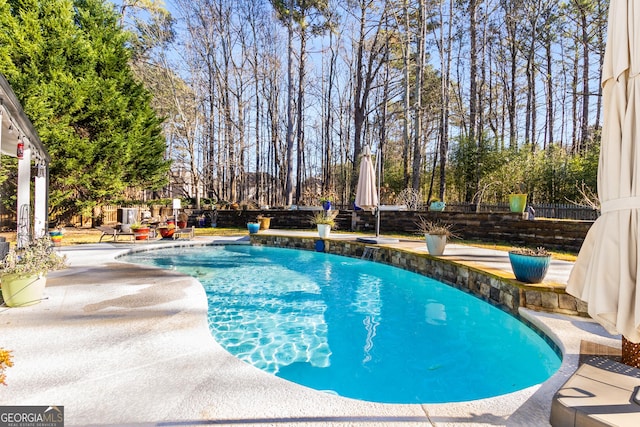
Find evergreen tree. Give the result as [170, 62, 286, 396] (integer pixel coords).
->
[0, 0, 169, 221]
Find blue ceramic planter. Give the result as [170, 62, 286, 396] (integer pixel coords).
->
[508, 252, 551, 283]
[247, 223, 260, 234]
[429, 201, 446, 212]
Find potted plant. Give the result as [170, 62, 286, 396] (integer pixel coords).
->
[429, 198, 446, 212]
[48, 228, 64, 245]
[509, 184, 528, 213]
[319, 190, 337, 211]
[157, 222, 176, 239]
[130, 222, 151, 240]
[0, 237, 67, 307]
[320, 197, 332, 211]
[509, 194, 528, 213]
[256, 215, 271, 230]
[416, 217, 452, 256]
[247, 222, 260, 234]
[177, 212, 189, 228]
[311, 211, 338, 238]
[508, 246, 551, 283]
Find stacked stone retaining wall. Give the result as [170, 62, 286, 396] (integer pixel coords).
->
[190, 209, 592, 253]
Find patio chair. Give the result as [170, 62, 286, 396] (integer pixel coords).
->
[173, 226, 194, 240]
[96, 225, 135, 243]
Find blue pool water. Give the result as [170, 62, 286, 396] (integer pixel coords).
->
[122, 245, 561, 403]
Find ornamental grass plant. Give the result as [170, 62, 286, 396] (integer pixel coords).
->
[509, 246, 550, 257]
[415, 216, 453, 237]
[0, 237, 67, 277]
[310, 210, 339, 228]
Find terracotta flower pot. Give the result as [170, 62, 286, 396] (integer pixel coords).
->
[258, 217, 271, 230]
[133, 228, 150, 240]
[159, 228, 175, 238]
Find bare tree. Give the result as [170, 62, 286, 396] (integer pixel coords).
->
[411, 0, 426, 191]
[350, 0, 390, 196]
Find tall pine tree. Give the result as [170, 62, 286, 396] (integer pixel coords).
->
[0, 0, 169, 221]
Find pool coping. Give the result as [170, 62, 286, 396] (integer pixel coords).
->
[0, 235, 621, 426]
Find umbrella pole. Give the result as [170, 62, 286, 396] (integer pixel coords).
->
[375, 148, 381, 237]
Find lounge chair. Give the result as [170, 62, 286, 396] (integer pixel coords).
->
[96, 225, 135, 243]
[173, 226, 194, 240]
[550, 356, 640, 426]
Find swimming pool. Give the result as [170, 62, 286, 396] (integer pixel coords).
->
[122, 245, 561, 404]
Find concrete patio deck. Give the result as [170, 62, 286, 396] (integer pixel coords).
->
[0, 233, 621, 426]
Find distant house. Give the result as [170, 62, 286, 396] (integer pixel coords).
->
[0, 73, 50, 247]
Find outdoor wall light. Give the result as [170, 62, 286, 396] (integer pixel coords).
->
[36, 162, 46, 178]
[16, 139, 24, 159]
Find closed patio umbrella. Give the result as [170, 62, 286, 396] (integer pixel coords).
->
[354, 146, 398, 244]
[566, 0, 640, 367]
[355, 145, 378, 212]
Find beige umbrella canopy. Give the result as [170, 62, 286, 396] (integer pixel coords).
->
[566, 0, 640, 366]
[355, 145, 379, 211]
[354, 146, 398, 244]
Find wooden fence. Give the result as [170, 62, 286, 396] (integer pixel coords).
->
[446, 202, 599, 221]
[95, 205, 176, 225]
[0, 201, 600, 229]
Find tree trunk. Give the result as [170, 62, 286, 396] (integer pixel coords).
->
[236, 81, 245, 202]
[352, 0, 387, 196]
[438, 0, 453, 201]
[249, 11, 262, 206]
[380, 46, 389, 201]
[295, 27, 306, 202]
[411, 0, 425, 191]
[323, 30, 336, 192]
[353, 1, 369, 181]
[284, 0, 295, 206]
[594, 0, 606, 134]
[467, 0, 478, 202]
[546, 38, 553, 149]
[402, 0, 410, 189]
[500, 0, 518, 149]
[580, 9, 589, 153]
[571, 32, 579, 153]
